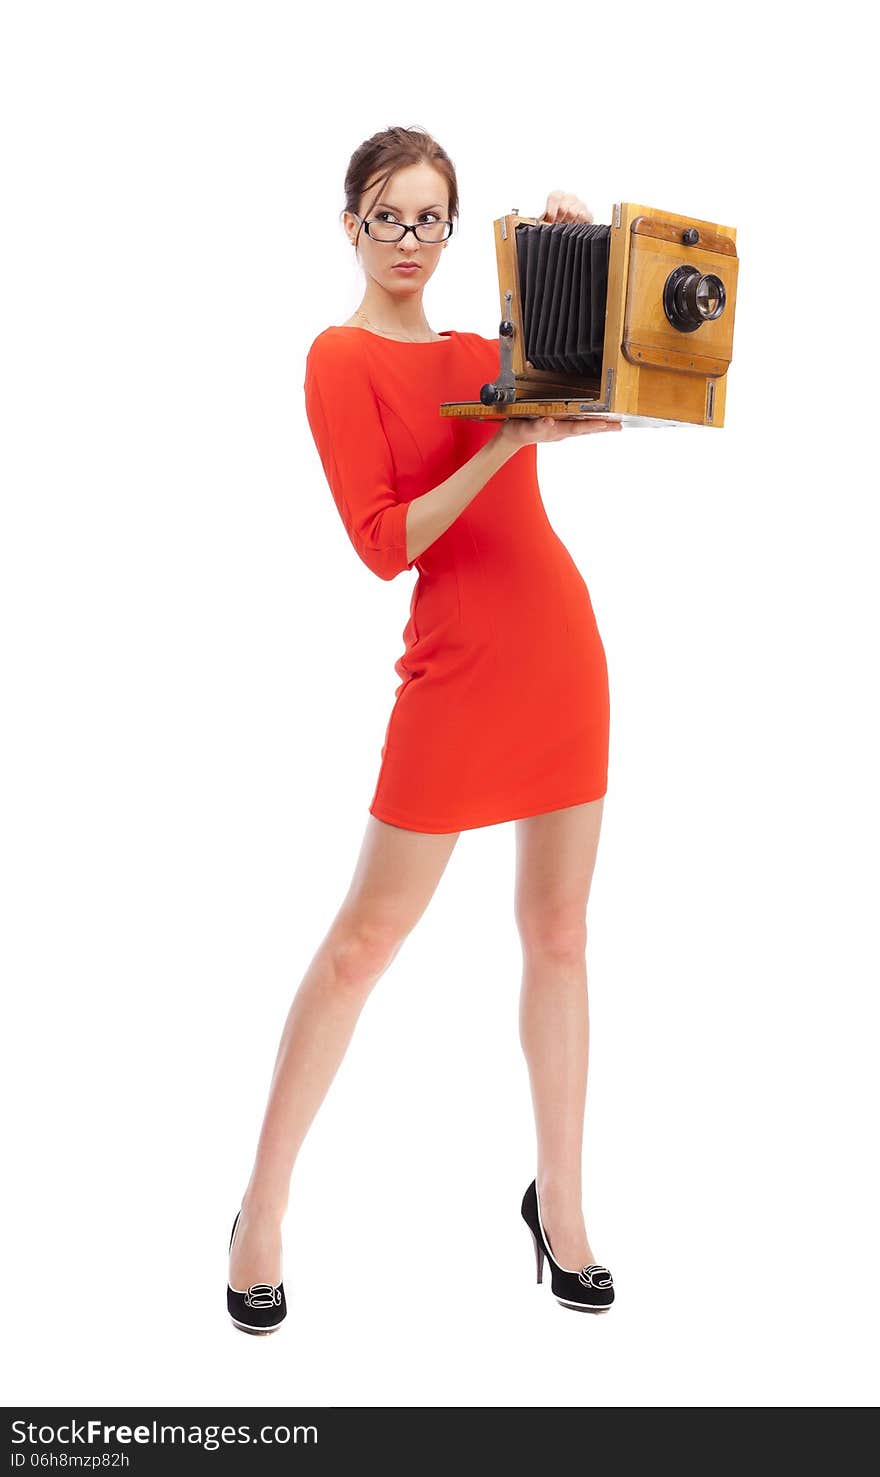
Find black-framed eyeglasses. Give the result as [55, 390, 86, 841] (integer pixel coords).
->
[353, 212, 454, 244]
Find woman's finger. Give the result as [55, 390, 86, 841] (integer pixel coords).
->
[549, 192, 594, 224]
[557, 418, 621, 435]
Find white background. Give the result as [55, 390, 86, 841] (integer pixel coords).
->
[2, 0, 877, 1409]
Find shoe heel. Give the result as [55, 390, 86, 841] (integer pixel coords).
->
[529, 1226, 545, 1284]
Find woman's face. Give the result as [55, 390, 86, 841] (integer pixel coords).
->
[345, 162, 450, 296]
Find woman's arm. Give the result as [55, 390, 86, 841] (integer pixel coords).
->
[304, 314, 617, 580]
[401, 429, 519, 565]
[404, 415, 620, 565]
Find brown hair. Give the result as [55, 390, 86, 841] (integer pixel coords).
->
[342, 125, 459, 253]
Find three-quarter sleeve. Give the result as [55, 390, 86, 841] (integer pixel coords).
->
[304, 333, 416, 581]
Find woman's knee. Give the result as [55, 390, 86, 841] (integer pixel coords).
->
[515, 899, 588, 965]
[325, 915, 405, 993]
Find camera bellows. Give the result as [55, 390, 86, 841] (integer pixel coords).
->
[516, 221, 611, 378]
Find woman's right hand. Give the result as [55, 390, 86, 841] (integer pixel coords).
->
[498, 415, 622, 447]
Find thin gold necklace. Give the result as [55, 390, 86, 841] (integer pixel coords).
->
[355, 307, 442, 343]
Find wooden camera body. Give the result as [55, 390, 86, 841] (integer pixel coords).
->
[439, 201, 739, 429]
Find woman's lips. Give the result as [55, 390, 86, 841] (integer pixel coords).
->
[392, 263, 420, 272]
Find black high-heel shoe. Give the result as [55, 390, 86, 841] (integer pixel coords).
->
[521, 1179, 614, 1313]
[226, 1209, 287, 1335]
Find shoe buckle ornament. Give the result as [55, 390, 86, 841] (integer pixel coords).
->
[578, 1263, 613, 1289]
[244, 1283, 282, 1309]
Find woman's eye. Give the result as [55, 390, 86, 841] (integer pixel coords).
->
[376, 211, 440, 223]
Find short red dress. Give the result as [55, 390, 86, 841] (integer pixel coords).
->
[303, 325, 609, 833]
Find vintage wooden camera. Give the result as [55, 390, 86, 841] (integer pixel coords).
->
[439, 201, 739, 429]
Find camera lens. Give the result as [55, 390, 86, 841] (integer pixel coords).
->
[663, 265, 727, 332]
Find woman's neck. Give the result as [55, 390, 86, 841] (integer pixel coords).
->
[354, 288, 437, 340]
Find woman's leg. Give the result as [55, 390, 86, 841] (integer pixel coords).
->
[229, 815, 460, 1289]
[514, 797, 605, 1270]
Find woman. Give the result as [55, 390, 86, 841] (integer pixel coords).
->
[226, 126, 621, 1333]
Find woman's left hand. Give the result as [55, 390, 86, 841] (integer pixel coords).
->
[539, 190, 594, 224]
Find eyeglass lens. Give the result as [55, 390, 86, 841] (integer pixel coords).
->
[367, 219, 451, 242]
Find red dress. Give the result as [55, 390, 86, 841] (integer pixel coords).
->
[303, 325, 609, 833]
